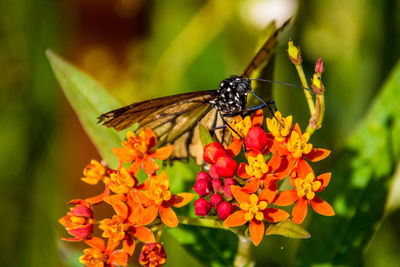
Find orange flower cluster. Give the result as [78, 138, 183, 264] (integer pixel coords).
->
[194, 110, 334, 246]
[59, 128, 194, 267]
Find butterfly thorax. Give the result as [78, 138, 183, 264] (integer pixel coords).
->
[212, 75, 251, 115]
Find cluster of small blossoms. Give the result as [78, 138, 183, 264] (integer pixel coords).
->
[193, 109, 334, 246]
[59, 128, 194, 267]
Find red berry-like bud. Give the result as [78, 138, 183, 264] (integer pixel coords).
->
[217, 201, 233, 220]
[245, 127, 269, 153]
[223, 184, 233, 199]
[139, 242, 167, 267]
[193, 179, 211, 197]
[203, 142, 226, 164]
[194, 198, 212, 216]
[211, 178, 223, 193]
[210, 194, 223, 208]
[223, 178, 237, 186]
[196, 171, 211, 182]
[215, 156, 237, 178]
[209, 165, 219, 179]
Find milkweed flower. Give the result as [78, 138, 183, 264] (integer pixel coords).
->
[223, 186, 289, 246]
[59, 200, 94, 241]
[112, 128, 174, 175]
[274, 164, 335, 224]
[81, 160, 106, 185]
[139, 242, 167, 267]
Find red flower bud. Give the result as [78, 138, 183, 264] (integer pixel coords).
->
[217, 201, 233, 220]
[193, 179, 211, 197]
[209, 165, 219, 179]
[196, 171, 211, 182]
[215, 156, 237, 178]
[194, 198, 212, 216]
[223, 178, 237, 186]
[210, 194, 223, 208]
[59, 202, 94, 241]
[223, 184, 233, 199]
[315, 58, 324, 75]
[211, 178, 223, 193]
[203, 142, 226, 164]
[245, 127, 269, 153]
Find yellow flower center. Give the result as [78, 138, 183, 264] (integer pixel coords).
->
[79, 248, 107, 266]
[99, 215, 128, 241]
[81, 160, 106, 185]
[295, 173, 321, 200]
[287, 130, 313, 158]
[240, 194, 268, 222]
[245, 154, 269, 179]
[228, 115, 252, 139]
[106, 168, 135, 194]
[266, 111, 293, 142]
[124, 131, 148, 157]
[145, 175, 172, 205]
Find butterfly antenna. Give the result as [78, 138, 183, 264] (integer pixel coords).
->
[251, 78, 313, 94]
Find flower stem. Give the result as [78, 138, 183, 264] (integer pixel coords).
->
[156, 223, 165, 242]
[234, 235, 254, 267]
[295, 64, 315, 116]
[177, 216, 225, 229]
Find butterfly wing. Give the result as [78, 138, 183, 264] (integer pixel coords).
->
[98, 90, 226, 163]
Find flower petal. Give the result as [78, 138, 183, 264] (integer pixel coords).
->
[84, 237, 105, 251]
[249, 220, 264, 246]
[251, 109, 264, 127]
[226, 139, 243, 157]
[258, 186, 276, 204]
[305, 148, 331, 162]
[168, 193, 194, 208]
[109, 251, 129, 266]
[317, 173, 331, 190]
[136, 205, 158, 226]
[297, 158, 313, 178]
[123, 236, 136, 256]
[127, 159, 142, 175]
[292, 198, 308, 224]
[231, 185, 250, 204]
[112, 148, 136, 162]
[310, 196, 335, 216]
[132, 226, 156, 243]
[241, 179, 260, 193]
[142, 156, 159, 175]
[151, 145, 174, 160]
[274, 190, 298, 206]
[237, 162, 251, 179]
[263, 208, 289, 223]
[223, 210, 248, 227]
[273, 156, 294, 179]
[160, 205, 179, 228]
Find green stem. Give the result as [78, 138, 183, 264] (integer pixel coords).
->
[156, 223, 165, 242]
[234, 235, 254, 267]
[177, 216, 225, 229]
[295, 64, 315, 116]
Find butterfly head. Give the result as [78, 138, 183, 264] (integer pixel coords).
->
[214, 76, 252, 114]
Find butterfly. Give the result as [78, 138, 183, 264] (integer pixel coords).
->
[98, 21, 290, 164]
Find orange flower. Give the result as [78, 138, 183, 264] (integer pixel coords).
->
[104, 168, 137, 194]
[237, 151, 290, 193]
[138, 171, 194, 227]
[274, 164, 335, 224]
[81, 160, 106, 185]
[59, 199, 94, 241]
[79, 237, 128, 267]
[223, 186, 289, 246]
[99, 195, 156, 256]
[139, 242, 167, 267]
[112, 128, 174, 175]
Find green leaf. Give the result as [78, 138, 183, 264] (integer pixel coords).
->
[296, 60, 400, 266]
[46, 50, 124, 168]
[199, 124, 215, 147]
[265, 219, 310, 239]
[166, 225, 237, 267]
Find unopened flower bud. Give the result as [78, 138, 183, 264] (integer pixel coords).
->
[210, 194, 223, 208]
[217, 201, 233, 220]
[193, 179, 211, 197]
[245, 127, 269, 153]
[223, 184, 233, 199]
[314, 58, 324, 75]
[209, 165, 219, 179]
[215, 156, 237, 178]
[196, 171, 211, 182]
[194, 198, 212, 216]
[287, 40, 302, 64]
[211, 178, 223, 193]
[203, 142, 226, 164]
[139, 242, 167, 267]
[224, 178, 237, 186]
[311, 73, 325, 94]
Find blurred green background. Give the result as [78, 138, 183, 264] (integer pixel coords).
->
[1, 0, 400, 266]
